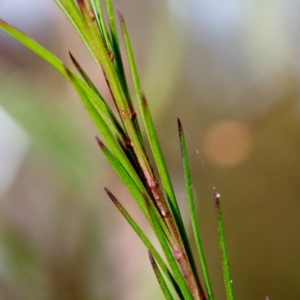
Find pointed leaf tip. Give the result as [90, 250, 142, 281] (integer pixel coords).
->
[116, 7, 125, 24]
[213, 186, 221, 206]
[177, 118, 183, 136]
[64, 65, 73, 79]
[177, 117, 181, 126]
[142, 92, 147, 107]
[104, 187, 118, 205]
[95, 135, 104, 148]
[148, 251, 155, 265]
[68, 51, 81, 70]
[69, 50, 75, 62]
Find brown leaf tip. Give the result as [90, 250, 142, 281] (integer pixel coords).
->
[142, 92, 147, 107]
[116, 7, 125, 25]
[148, 251, 154, 262]
[95, 135, 104, 149]
[104, 187, 118, 204]
[213, 186, 221, 205]
[177, 118, 183, 135]
[64, 65, 73, 79]
[69, 51, 76, 62]
[68, 51, 81, 70]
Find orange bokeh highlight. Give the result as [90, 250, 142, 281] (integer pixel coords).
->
[202, 119, 253, 167]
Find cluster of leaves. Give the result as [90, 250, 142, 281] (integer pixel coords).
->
[0, 1, 234, 299]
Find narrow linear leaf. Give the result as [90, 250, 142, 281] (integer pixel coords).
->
[113, 7, 146, 147]
[0, 19, 125, 145]
[105, 1, 130, 98]
[105, 0, 118, 44]
[62, 3, 154, 204]
[148, 251, 175, 300]
[57, 0, 124, 108]
[70, 1, 151, 182]
[145, 196, 194, 300]
[66, 68, 174, 252]
[67, 51, 128, 144]
[56, 0, 104, 68]
[63, 68, 141, 191]
[178, 119, 214, 300]
[74, 9, 199, 296]
[141, 92, 203, 298]
[68, 51, 102, 97]
[97, 137, 148, 220]
[116, 9, 166, 166]
[65, 3, 202, 286]
[75, 0, 114, 69]
[65, 11, 183, 269]
[141, 94, 204, 299]
[214, 187, 235, 300]
[97, 137, 172, 242]
[0, 19, 66, 77]
[104, 6, 145, 150]
[90, 0, 113, 51]
[117, 11, 197, 276]
[104, 187, 183, 300]
[54, 0, 97, 63]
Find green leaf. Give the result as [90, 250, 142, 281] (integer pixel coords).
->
[1, 2, 214, 299]
[97, 137, 149, 220]
[141, 93, 203, 294]
[118, 12, 206, 298]
[0, 19, 65, 76]
[117, 8, 193, 261]
[104, 188, 183, 300]
[96, 137, 172, 242]
[148, 251, 175, 300]
[214, 187, 235, 300]
[69, 2, 150, 182]
[55, 0, 103, 70]
[0, 19, 124, 145]
[63, 67, 144, 192]
[178, 119, 214, 300]
[105, 3, 145, 148]
[105, 1, 129, 95]
[54, 0, 97, 64]
[56, 0, 125, 112]
[90, 0, 113, 50]
[146, 195, 193, 300]
[68, 51, 102, 97]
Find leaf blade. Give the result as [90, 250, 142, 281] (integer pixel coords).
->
[117, 9, 189, 255]
[214, 188, 235, 300]
[146, 195, 193, 300]
[178, 119, 214, 300]
[97, 138, 172, 242]
[104, 188, 183, 299]
[148, 251, 175, 300]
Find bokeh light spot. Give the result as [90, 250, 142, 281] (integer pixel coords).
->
[202, 119, 253, 167]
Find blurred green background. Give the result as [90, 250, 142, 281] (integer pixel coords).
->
[1, 0, 300, 299]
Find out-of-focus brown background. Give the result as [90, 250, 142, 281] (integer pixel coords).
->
[1, 0, 300, 299]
